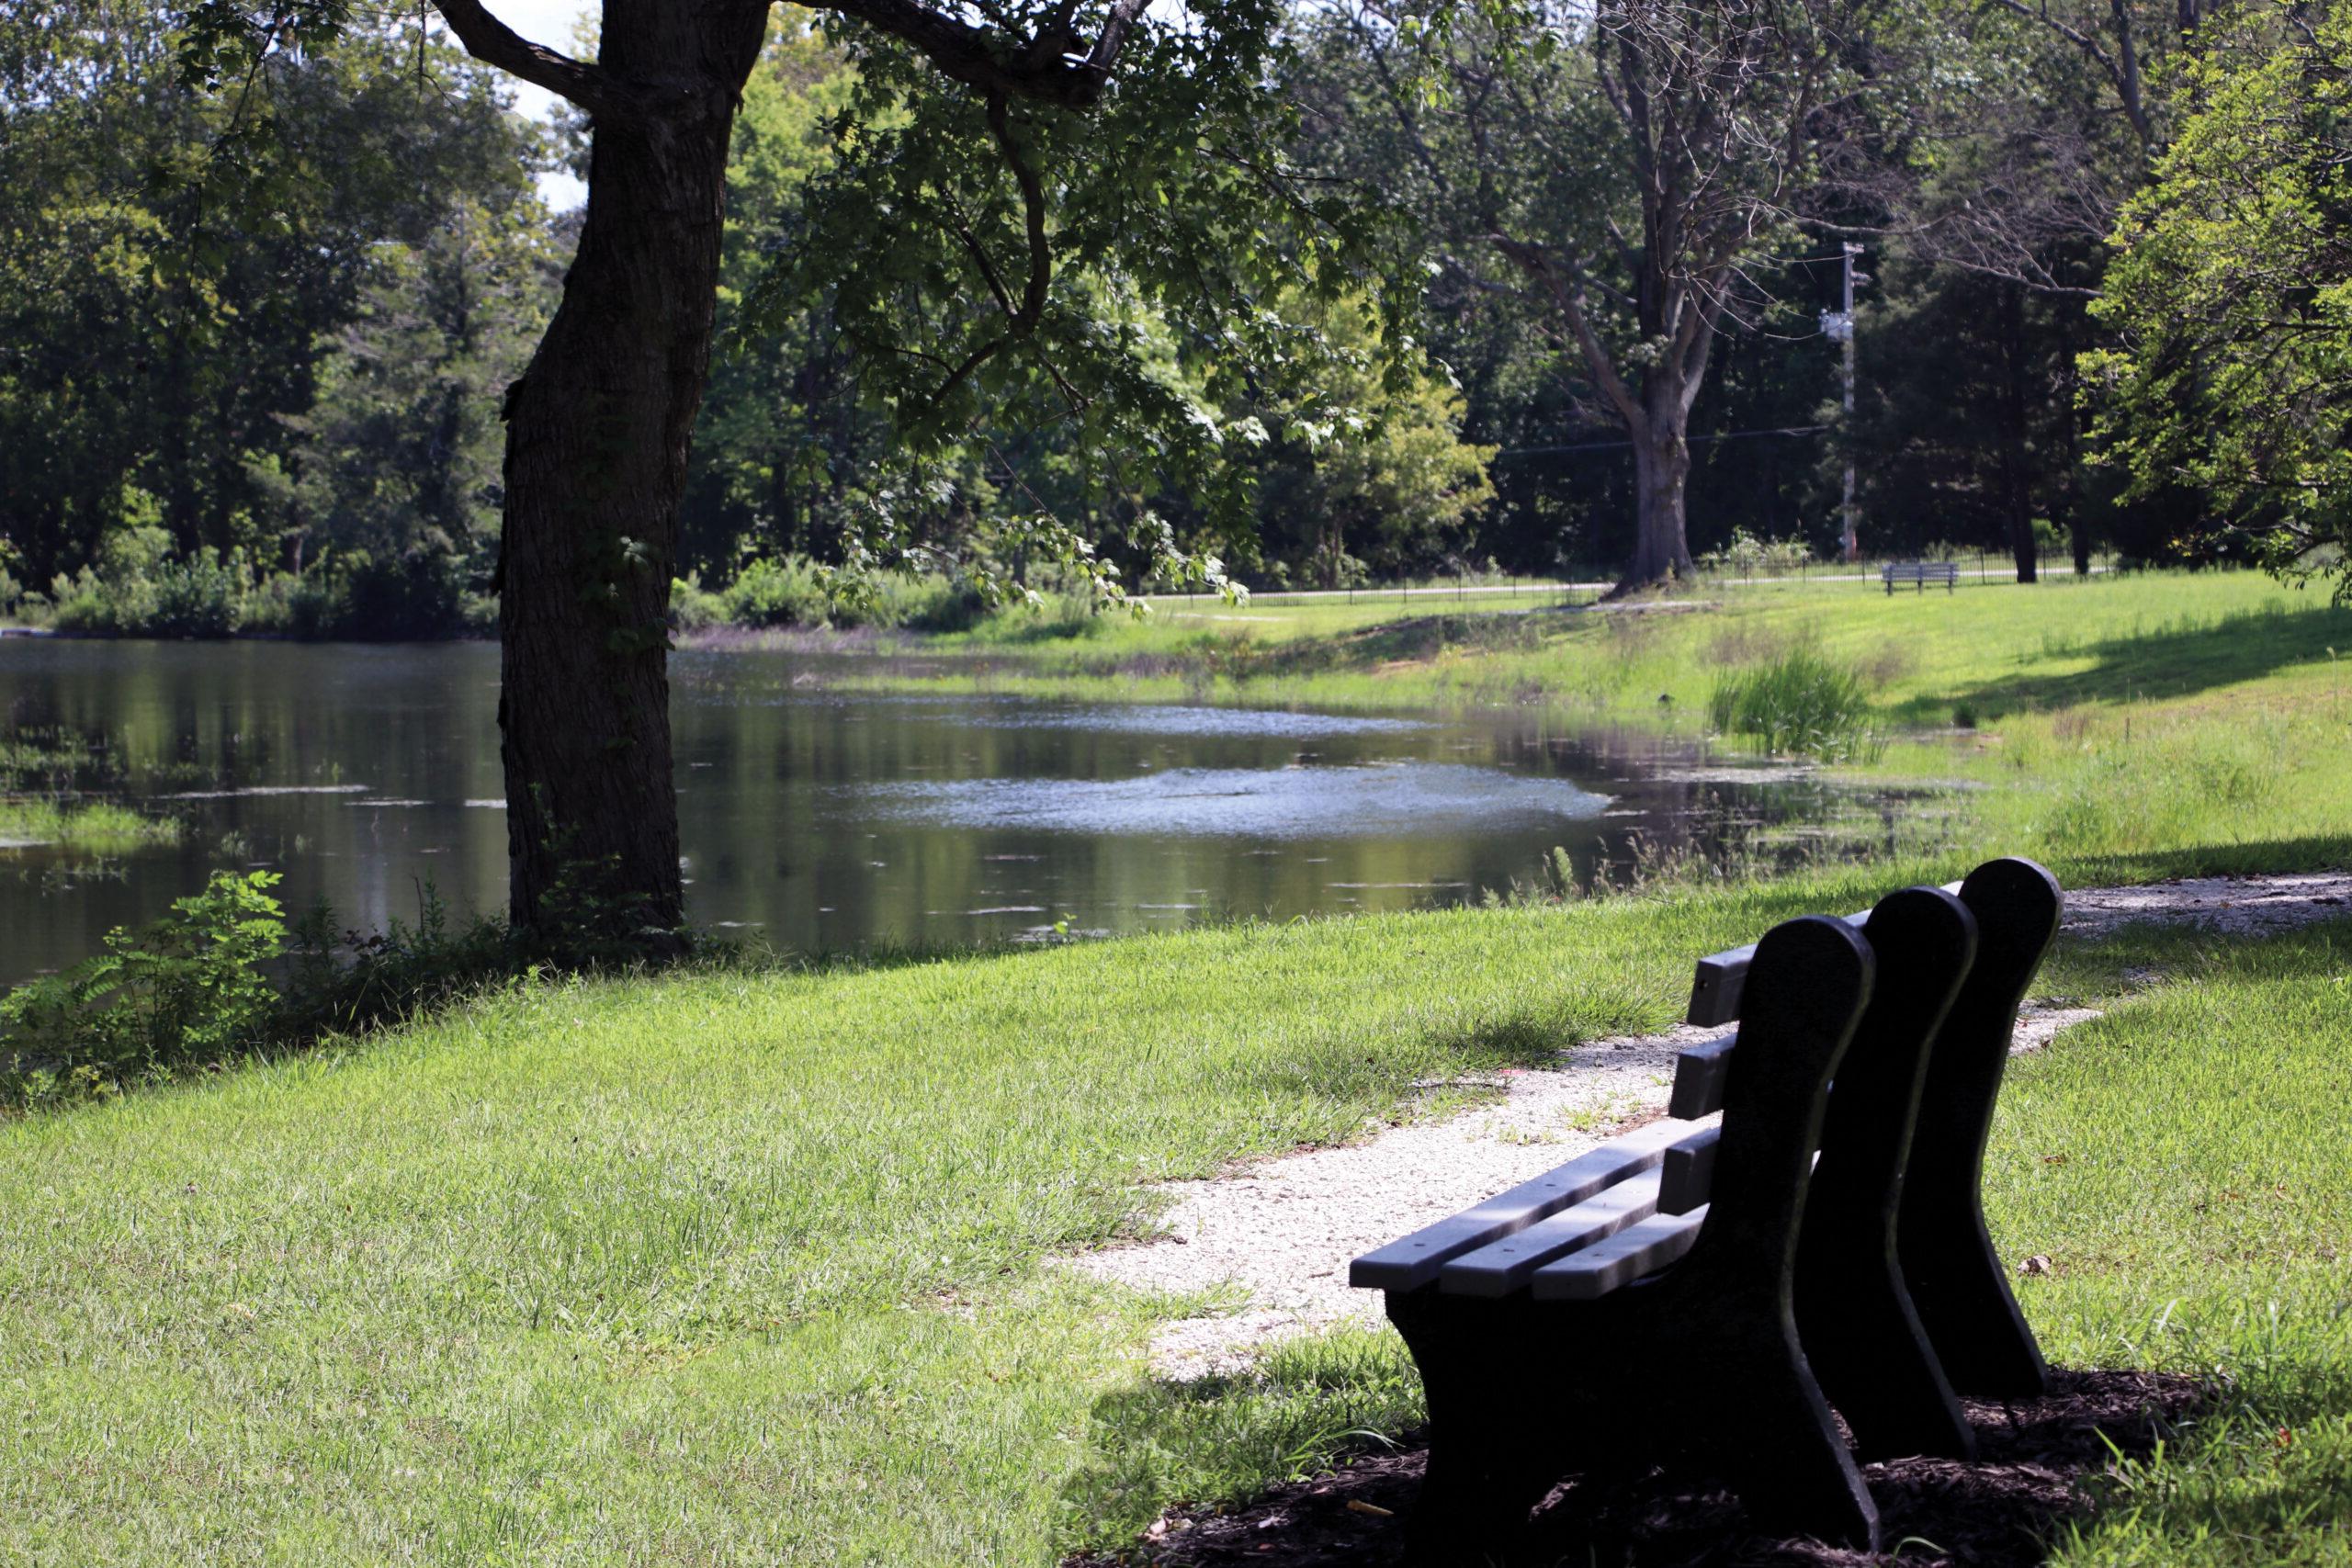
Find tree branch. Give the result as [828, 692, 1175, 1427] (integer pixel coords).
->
[820, 0, 1148, 107]
[427, 0, 628, 118]
[1493, 234, 1645, 433]
[989, 94, 1052, 332]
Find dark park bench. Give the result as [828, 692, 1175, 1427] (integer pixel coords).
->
[1350, 857, 2064, 1561]
[1883, 559, 1962, 594]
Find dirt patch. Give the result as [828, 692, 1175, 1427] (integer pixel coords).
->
[1068, 1369, 2205, 1568]
[2010, 1004, 2103, 1055]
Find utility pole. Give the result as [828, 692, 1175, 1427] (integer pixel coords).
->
[1821, 243, 1861, 562]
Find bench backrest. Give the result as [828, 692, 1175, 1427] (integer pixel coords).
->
[1351, 914, 1875, 1301]
[1351, 858, 2063, 1313]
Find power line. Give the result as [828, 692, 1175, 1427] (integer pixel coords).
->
[1494, 424, 1834, 457]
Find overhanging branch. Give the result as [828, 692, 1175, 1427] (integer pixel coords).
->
[427, 0, 629, 118]
[820, 0, 1151, 107]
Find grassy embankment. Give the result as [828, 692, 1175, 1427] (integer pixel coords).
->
[833, 567, 2352, 887]
[7, 570, 2352, 1562]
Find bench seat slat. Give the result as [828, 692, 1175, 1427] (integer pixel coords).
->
[1439, 1170, 1663, 1296]
[1529, 1206, 1708, 1301]
[1347, 1119, 1699, 1291]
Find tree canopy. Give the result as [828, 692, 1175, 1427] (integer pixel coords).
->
[12, 0, 2306, 635]
[2086, 5, 2352, 603]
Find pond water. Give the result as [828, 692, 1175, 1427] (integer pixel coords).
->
[1, 640, 1903, 983]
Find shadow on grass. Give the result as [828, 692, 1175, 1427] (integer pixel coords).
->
[1921, 602, 2352, 721]
[1065, 1365, 2207, 1568]
[2048, 832, 2352, 888]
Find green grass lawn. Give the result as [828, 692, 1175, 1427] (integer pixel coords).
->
[11, 570, 2352, 1562]
[6, 867, 2351, 1563]
[2007, 923, 2352, 1564]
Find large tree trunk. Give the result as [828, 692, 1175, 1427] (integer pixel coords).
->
[1623, 404, 1697, 588]
[496, 8, 767, 947]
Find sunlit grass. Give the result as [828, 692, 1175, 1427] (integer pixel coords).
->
[10, 571, 2352, 1560]
[0, 884, 1826, 1562]
[1995, 923, 2352, 1565]
[916, 567, 2348, 728]
[5, 822, 2350, 1561]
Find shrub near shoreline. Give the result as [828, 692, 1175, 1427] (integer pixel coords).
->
[6, 525, 492, 641]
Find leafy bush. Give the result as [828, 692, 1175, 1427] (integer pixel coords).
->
[861, 573, 987, 632]
[2, 870, 285, 1103]
[690, 555, 989, 633]
[245, 566, 355, 639]
[1, 871, 533, 1109]
[722, 556, 835, 627]
[1700, 527, 1814, 579]
[40, 545, 485, 642]
[1707, 646, 1881, 760]
[669, 572, 729, 631]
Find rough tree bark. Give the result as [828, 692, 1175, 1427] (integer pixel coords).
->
[1629, 422, 1699, 582]
[475, 3, 769, 942]
[430, 0, 1149, 943]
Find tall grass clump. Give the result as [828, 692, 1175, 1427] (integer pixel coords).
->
[0, 797, 177, 851]
[1707, 646, 1882, 760]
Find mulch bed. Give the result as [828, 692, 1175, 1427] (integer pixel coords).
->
[1069, 1368, 2206, 1568]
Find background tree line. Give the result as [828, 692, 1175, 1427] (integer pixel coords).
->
[1, 0, 2341, 642]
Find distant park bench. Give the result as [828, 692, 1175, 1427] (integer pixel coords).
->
[1883, 559, 1962, 593]
[1350, 857, 2063, 1561]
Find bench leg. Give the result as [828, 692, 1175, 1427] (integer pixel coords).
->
[1706, 1348, 1881, 1550]
[1387, 1292, 1570, 1565]
[1800, 1245, 1974, 1460]
[1795, 886, 1978, 1461]
[1901, 858, 2060, 1398]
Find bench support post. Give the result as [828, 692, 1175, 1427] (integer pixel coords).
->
[1899, 857, 2061, 1397]
[1794, 886, 1979, 1460]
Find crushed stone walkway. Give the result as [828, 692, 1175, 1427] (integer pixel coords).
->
[1069, 871, 2352, 1378]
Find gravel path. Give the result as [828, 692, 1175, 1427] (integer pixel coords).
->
[1069, 871, 2350, 1377]
[2058, 871, 2352, 936]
